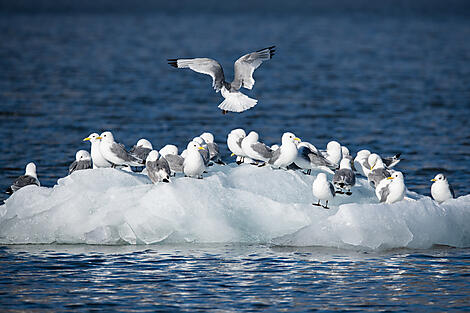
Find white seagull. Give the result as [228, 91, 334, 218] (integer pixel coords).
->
[431, 173, 455, 203]
[83, 133, 112, 168]
[312, 172, 335, 209]
[68, 150, 92, 175]
[321, 141, 343, 167]
[183, 141, 206, 179]
[375, 171, 406, 204]
[99, 131, 144, 167]
[168, 46, 275, 114]
[6, 162, 40, 195]
[268, 132, 300, 169]
[241, 131, 273, 163]
[227, 128, 252, 164]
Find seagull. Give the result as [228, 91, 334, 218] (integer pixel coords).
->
[99, 131, 144, 167]
[159, 145, 184, 176]
[227, 128, 248, 164]
[375, 171, 406, 204]
[321, 141, 342, 167]
[268, 132, 300, 169]
[6, 162, 40, 195]
[294, 141, 337, 174]
[431, 173, 455, 203]
[68, 150, 92, 175]
[332, 158, 356, 195]
[192, 136, 210, 166]
[312, 173, 335, 209]
[367, 153, 391, 188]
[83, 133, 112, 168]
[200, 132, 225, 165]
[168, 46, 275, 114]
[129, 138, 153, 162]
[241, 131, 273, 163]
[353, 149, 371, 177]
[146, 150, 171, 183]
[183, 141, 206, 179]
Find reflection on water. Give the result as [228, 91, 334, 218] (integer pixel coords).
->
[0, 244, 469, 311]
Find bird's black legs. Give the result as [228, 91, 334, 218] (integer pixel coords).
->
[322, 200, 330, 209]
[312, 200, 321, 207]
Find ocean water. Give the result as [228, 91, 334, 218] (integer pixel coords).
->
[1, 244, 469, 311]
[1, 1, 470, 311]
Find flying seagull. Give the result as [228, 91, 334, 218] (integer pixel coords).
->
[168, 46, 275, 114]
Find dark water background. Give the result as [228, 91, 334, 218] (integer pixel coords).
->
[1, 1, 470, 311]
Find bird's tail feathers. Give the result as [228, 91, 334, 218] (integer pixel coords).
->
[218, 91, 257, 113]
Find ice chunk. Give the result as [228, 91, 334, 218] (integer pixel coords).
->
[0, 165, 469, 249]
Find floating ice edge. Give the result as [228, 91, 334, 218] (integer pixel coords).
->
[1, 165, 469, 250]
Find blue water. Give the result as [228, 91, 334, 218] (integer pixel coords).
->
[1, 1, 470, 311]
[1, 244, 469, 311]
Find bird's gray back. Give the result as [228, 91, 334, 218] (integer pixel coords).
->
[130, 146, 152, 161]
[368, 168, 390, 187]
[69, 160, 92, 174]
[251, 142, 273, 159]
[164, 154, 184, 171]
[333, 169, 356, 186]
[11, 175, 39, 192]
[111, 142, 142, 164]
[268, 147, 282, 164]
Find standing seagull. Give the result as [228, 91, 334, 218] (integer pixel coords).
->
[294, 141, 337, 174]
[312, 173, 335, 209]
[168, 46, 275, 114]
[83, 133, 112, 168]
[375, 171, 406, 204]
[99, 131, 144, 167]
[321, 141, 342, 167]
[146, 150, 171, 183]
[241, 131, 273, 164]
[430, 173, 455, 203]
[68, 150, 92, 175]
[268, 132, 300, 169]
[6, 162, 40, 195]
[183, 141, 206, 179]
[227, 128, 251, 164]
[332, 158, 356, 195]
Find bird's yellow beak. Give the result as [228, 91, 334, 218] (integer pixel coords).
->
[371, 165, 375, 170]
[431, 178, 436, 182]
[386, 176, 393, 180]
[294, 137, 301, 142]
[231, 153, 235, 157]
[83, 137, 91, 141]
[198, 147, 205, 150]
[96, 136, 102, 140]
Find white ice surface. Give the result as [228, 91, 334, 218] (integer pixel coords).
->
[1, 165, 469, 249]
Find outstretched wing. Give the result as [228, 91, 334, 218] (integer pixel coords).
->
[168, 58, 225, 92]
[232, 46, 275, 91]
